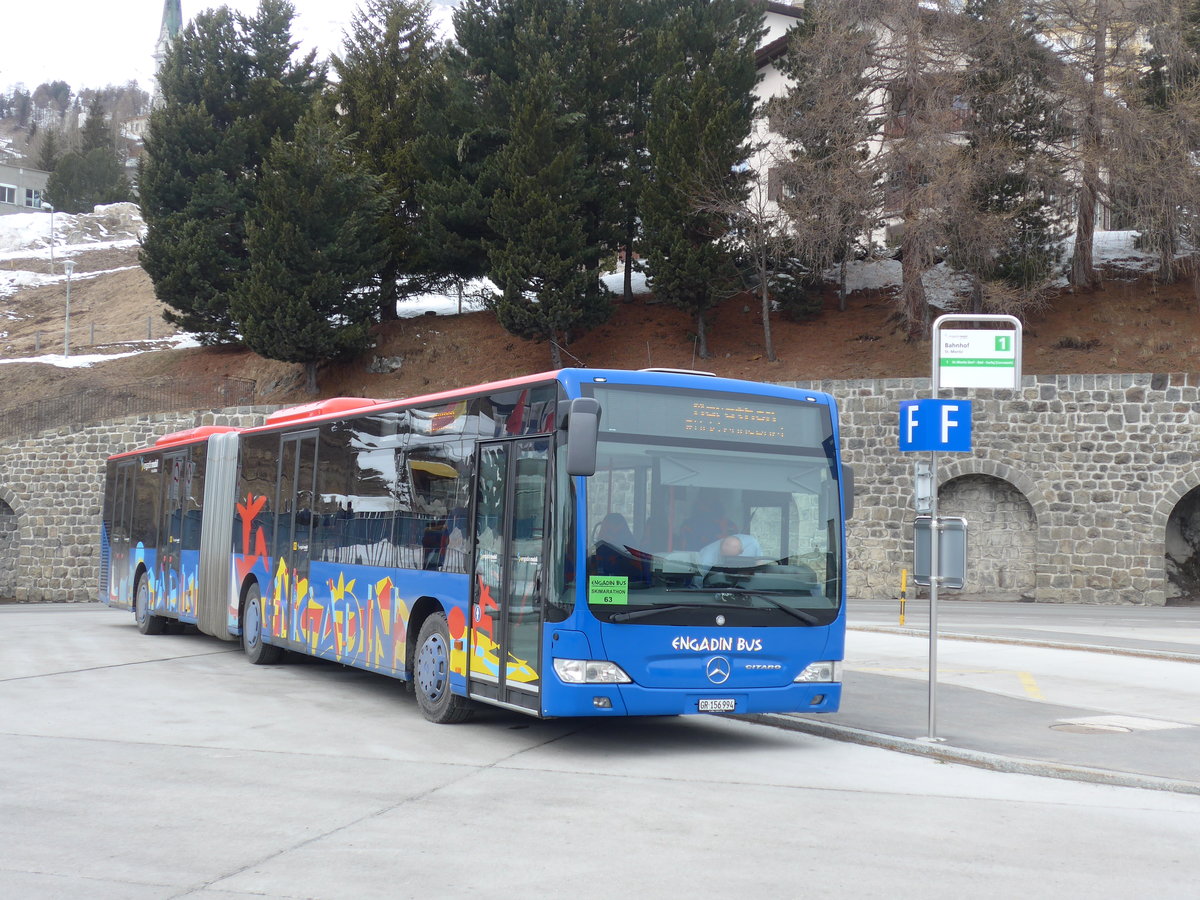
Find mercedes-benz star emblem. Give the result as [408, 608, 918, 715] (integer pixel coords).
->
[706, 656, 731, 684]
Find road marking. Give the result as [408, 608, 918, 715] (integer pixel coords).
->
[1058, 715, 1192, 732]
[1018, 671, 1044, 700]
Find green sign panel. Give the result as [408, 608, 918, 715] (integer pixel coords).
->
[588, 575, 629, 606]
[937, 328, 1020, 388]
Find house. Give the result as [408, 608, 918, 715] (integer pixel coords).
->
[0, 162, 50, 215]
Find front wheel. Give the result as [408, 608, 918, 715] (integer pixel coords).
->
[242, 582, 283, 665]
[134, 576, 166, 635]
[414, 613, 473, 724]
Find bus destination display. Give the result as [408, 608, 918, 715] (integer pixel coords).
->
[682, 401, 785, 440]
[592, 385, 830, 446]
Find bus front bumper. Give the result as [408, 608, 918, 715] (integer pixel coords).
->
[541, 681, 842, 718]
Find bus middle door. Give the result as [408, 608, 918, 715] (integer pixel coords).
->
[470, 437, 550, 714]
[275, 431, 319, 644]
[159, 451, 188, 613]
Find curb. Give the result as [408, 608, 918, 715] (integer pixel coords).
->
[849, 624, 1200, 664]
[740, 712, 1200, 796]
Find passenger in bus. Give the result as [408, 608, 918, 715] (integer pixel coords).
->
[590, 513, 650, 583]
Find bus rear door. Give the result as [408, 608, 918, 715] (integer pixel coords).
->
[470, 438, 550, 714]
[275, 431, 319, 630]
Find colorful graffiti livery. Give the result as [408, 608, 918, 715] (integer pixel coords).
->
[100, 369, 850, 723]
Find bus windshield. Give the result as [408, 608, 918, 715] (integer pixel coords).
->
[583, 386, 843, 628]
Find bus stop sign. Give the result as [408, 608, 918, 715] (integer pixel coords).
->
[898, 399, 972, 453]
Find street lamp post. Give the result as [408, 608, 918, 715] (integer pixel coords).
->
[63, 258, 74, 358]
[41, 202, 55, 273]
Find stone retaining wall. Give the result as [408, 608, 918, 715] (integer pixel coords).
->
[779, 372, 1200, 605]
[2, 373, 1198, 605]
[0, 407, 273, 602]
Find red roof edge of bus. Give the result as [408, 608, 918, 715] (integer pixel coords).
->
[240, 371, 565, 435]
[153, 425, 241, 448]
[264, 396, 387, 426]
[378, 369, 562, 412]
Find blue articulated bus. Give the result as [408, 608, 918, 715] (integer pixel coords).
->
[100, 368, 853, 723]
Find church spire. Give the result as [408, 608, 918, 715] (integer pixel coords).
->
[152, 1, 183, 105]
[154, 1, 183, 71]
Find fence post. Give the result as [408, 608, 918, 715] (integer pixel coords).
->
[147, 317, 152, 340]
[90, 323, 95, 345]
[35, 332, 40, 353]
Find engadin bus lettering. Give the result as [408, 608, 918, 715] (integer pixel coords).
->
[671, 636, 764, 652]
[100, 368, 850, 723]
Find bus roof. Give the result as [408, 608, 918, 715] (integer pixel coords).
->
[105, 369, 836, 459]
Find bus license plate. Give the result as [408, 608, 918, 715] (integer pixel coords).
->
[699, 698, 736, 712]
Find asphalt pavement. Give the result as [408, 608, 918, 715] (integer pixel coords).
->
[755, 599, 1200, 794]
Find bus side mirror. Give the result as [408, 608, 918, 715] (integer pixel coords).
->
[562, 397, 601, 476]
[841, 464, 855, 520]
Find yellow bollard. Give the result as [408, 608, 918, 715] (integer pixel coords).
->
[900, 568, 907, 626]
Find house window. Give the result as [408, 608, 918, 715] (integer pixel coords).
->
[0, 184, 15, 205]
[25, 188, 42, 208]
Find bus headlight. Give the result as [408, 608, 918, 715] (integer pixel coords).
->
[794, 661, 842, 683]
[553, 658, 632, 684]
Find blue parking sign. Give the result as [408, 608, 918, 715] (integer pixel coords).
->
[899, 399, 972, 452]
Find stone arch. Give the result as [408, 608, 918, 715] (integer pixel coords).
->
[1157, 471, 1200, 604]
[936, 459, 1041, 601]
[0, 484, 22, 600]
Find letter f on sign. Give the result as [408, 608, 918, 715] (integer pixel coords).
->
[905, 404, 919, 446]
[941, 404, 959, 443]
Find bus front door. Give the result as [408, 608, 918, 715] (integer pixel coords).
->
[470, 438, 550, 714]
[109, 461, 136, 607]
[159, 451, 188, 613]
[275, 432, 319, 640]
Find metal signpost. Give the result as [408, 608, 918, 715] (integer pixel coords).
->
[898, 314, 1021, 741]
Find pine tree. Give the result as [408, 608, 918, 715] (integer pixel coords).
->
[610, 0, 673, 302]
[641, 0, 762, 358]
[36, 129, 62, 173]
[333, 0, 446, 320]
[80, 95, 113, 154]
[235, 104, 390, 395]
[45, 147, 133, 213]
[447, 0, 625, 357]
[485, 57, 606, 366]
[139, 0, 325, 343]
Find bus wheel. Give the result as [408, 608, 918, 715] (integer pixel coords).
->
[242, 583, 283, 665]
[414, 613, 473, 724]
[134, 576, 166, 635]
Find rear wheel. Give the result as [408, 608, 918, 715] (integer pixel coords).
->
[134, 575, 166, 635]
[414, 613, 473, 724]
[242, 582, 283, 665]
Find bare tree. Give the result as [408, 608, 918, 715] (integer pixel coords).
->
[1106, 3, 1200, 289]
[1030, 0, 1167, 290]
[694, 160, 793, 361]
[769, 0, 879, 313]
[944, 0, 1070, 315]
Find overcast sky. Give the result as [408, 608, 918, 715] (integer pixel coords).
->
[2, 1, 456, 94]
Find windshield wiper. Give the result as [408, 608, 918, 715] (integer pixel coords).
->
[709, 588, 821, 626]
[609, 604, 697, 623]
[608, 590, 821, 626]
